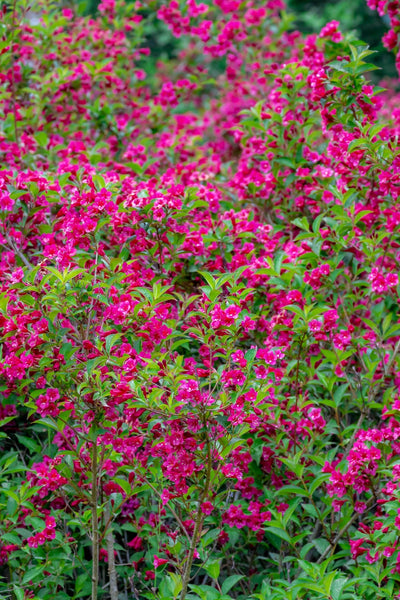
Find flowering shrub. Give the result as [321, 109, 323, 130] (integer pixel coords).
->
[2, 1, 400, 599]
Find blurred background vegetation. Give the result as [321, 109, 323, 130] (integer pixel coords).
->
[77, 0, 396, 79]
[288, 0, 396, 78]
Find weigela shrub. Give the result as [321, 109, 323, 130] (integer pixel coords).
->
[1, 1, 400, 599]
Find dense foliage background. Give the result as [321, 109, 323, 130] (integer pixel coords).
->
[80, 0, 398, 77]
[1, 1, 400, 599]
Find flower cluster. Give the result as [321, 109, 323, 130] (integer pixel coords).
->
[26, 517, 57, 549]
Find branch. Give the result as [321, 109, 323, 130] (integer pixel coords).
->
[316, 497, 377, 564]
[105, 502, 119, 600]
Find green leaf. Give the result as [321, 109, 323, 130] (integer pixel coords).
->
[2, 489, 19, 503]
[356, 62, 379, 75]
[221, 574, 245, 595]
[284, 304, 305, 319]
[22, 565, 44, 584]
[347, 138, 366, 152]
[353, 210, 372, 224]
[60, 343, 79, 361]
[13, 586, 25, 600]
[303, 582, 326, 594]
[86, 356, 105, 374]
[46, 266, 64, 282]
[75, 572, 89, 594]
[274, 251, 285, 275]
[105, 332, 122, 354]
[16, 435, 40, 454]
[168, 572, 183, 597]
[292, 217, 310, 231]
[282, 499, 301, 527]
[189, 584, 220, 600]
[170, 338, 190, 352]
[265, 526, 291, 543]
[113, 477, 132, 496]
[312, 214, 324, 234]
[34, 131, 48, 147]
[330, 577, 348, 600]
[244, 348, 257, 363]
[314, 537, 330, 556]
[278, 485, 308, 497]
[323, 571, 340, 596]
[308, 473, 330, 495]
[35, 417, 58, 431]
[205, 560, 220, 580]
[64, 268, 85, 282]
[329, 60, 352, 74]
[2, 532, 20, 544]
[200, 271, 217, 289]
[0, 292, 10, 313]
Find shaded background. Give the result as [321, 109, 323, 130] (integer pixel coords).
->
[288, 0, 396, 78]
[77, 0, 396, 79]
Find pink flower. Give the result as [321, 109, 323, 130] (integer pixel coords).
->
[62, 8, 74, 19]
[323, 309, 339, 331]
[222, 369, 246, 387]
[201, 501, 214, 515]
[10, 268, 24, 283]
[354, 501, 367, 514]
[161, 489, 171, 505]
[128, 536, 143, 550]
[308, 319, 322, 333]
[177, 380, 200, 403]
[319, 20, 343, 42]
[154, 555, 169, 568]
[350, 539, 367, 559]
[45, 516, 56, 529]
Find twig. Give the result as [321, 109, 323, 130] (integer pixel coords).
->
[316, 498, 377, 564]
[91, 431, 99, 600]
[105, 502, 119, 600]
[10, 0, 19, 147]
[342, 409, 367, 459]
[180, 427, 212, 600]
[1, 237, 32, 270]
[138, 475, 191, 544]
[385, 338, 400, 376]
